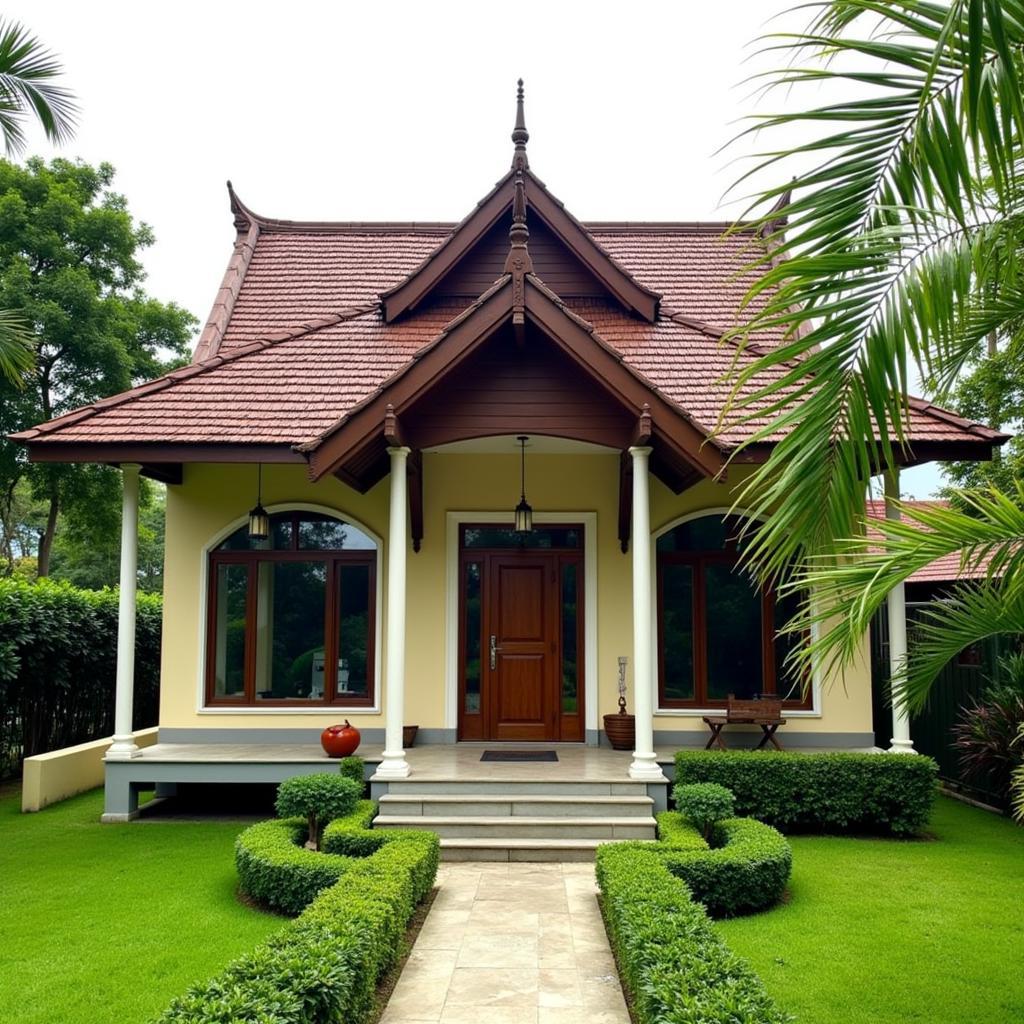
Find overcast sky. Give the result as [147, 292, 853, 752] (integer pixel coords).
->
[11, 0, 942, 496]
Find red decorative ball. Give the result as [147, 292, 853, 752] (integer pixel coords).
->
[320, 720, 360, 758]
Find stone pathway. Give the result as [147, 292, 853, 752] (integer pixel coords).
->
[381, 861, 630, 1024]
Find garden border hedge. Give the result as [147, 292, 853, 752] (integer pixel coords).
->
[675, 750, 937, 836]
[156, 802, 439, 1024]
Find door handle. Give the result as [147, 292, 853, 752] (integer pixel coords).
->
[489, 634, 497, 670]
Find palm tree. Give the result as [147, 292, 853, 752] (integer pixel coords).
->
[0, 19, 77, 383]
[721, 2, 1024, 716]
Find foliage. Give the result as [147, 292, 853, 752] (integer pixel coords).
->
[675, 750, 937, 837]
[674, 782, 736, 843]
[595, 842, 791, 1024]
[0, 157, 194, 577]
[273, 774, 361, 852]
[951, 654, 1024, 803]
[720, 1, 1024, 705]
[1012, 725, 1024, 822]
[0, 577, 161, 776]
[338, 755, 365, 788]
[164, 806, 439, 1024]
[657, 811, 792, 918]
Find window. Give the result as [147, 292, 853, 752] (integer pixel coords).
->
[657, 515, 810, 709]
[206, 511, 376, 707]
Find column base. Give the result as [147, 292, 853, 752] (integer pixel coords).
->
[375, 750, 411, 778]
[105, 737, 142, 761]
[628, 752, 664, 780]
[888, 738, 917, 754]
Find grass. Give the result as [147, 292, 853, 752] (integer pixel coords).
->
[0, 785, 281, 1024]
[715, 796, 1024, 1024]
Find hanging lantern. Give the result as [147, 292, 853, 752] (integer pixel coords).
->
[248, 464, 270, 541]
[514, 435, 533, 533]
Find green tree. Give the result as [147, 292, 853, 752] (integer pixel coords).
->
[0, 19, 77, 383]
[0, 157, 195, 576]
[720, 1, 1024, 715]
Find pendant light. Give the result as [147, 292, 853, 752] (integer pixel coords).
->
[514, 435, 533, 533]
[248, 464, 270, 541]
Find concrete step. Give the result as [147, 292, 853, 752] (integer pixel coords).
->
[378, 793, 655, 818]
[375, 814, 657, 840]
[375, 778, 653, 797]
[438, 836, 656, 862]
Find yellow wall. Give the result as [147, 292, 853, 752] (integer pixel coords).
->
[159, 456, 872, 738]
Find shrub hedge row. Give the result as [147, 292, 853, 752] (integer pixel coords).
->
[675, 750, 937, 837]
[657, 811, 792, 918]
[0, 579, 161, 776]
[596, 842, 791, 1024]
[158, 804, 439, 1024]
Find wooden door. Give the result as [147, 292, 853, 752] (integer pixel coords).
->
[487, 555, 558, 741]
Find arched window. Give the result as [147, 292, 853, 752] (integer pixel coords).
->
[206, 511, 377, 707]
[656, 514, 809, 709]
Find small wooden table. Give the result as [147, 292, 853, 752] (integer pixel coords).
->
[703, 697, 786, 751]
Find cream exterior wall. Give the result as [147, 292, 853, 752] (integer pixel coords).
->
[158, 456, 872, 739]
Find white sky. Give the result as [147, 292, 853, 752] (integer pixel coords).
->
[11, 0, 943, 496]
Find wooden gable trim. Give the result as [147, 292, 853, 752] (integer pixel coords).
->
[381, 170, 660, 323]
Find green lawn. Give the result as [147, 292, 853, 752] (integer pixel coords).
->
[716, 796, 1024, 1024]
[0, 786, 281, 1024]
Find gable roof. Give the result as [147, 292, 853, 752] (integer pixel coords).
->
[10, 84, 1009, 481]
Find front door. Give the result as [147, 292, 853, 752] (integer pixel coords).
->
[458, 525, 584, 742]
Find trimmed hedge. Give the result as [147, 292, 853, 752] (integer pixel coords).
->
[596, 842, 791, 1024]
[0, 578, 161, 776]
[658, 812, 792, 918]
[159, 804, 439, 1023]
[675, 750, 938, 837]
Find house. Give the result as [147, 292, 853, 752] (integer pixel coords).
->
[11, 85, 1006, 838]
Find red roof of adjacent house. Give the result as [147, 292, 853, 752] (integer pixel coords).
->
[865, 499, 996, 583]
[9, 91, 1010, 470]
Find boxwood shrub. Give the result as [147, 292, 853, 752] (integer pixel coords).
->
[596, 842, 791, 1024]
[675, 750, 937, 837]
[158, 804, 439, 1024]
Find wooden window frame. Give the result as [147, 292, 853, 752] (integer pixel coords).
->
[657, 547, 812, 711]
[205, 516, 377, 708]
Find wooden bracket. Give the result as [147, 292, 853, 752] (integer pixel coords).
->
[408, 449, 423, 553]
[383, 404, 406, 448]
[632, 403, 652, 447]
[618, 450, 632, 553]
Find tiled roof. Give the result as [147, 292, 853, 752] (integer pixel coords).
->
[12, 200, 1007, 455]
[865, 499, 996, 583]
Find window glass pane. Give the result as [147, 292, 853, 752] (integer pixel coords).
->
[562, 562, 579, 714]
[462, 526, 581, 549]
[298, 513, 376, 551]
[656, 516, 751, 553]
[213, 564, 248, 698]
[661, 563, 694, 701]
[706, 563, 763, 700]
[218, 514, 293, 551]
[337, 563, 371, 699]
[464, 562, 482, 714]
[255, 561, 326, 701]
[773, 588, 806, 702]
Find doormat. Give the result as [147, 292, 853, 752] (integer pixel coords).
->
[480, 749, 559, 762]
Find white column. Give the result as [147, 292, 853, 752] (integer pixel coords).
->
[106, 463, 142, 760]
[629, 446, 661, 779]
[885, 470, 915, 753]
[377, 446, 411, 778]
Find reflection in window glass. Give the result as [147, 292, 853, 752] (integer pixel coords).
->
[299, 513, 375, 550]
[773, 588, 805, 702]
[462, 526, 581, 549]
[706, 563, 762, 700]
[213, 564, 248, 697]
[562, 563, 578, 714]
[255, 561, 326, 701]
[464, 562, 482, 714]
[337, 564, 371, 698]
[662, 564, 694, 701]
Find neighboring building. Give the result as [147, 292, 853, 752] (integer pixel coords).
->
[11, 87, 1007, 827]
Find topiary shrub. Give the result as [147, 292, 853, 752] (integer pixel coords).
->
[675, 782, 735, 842]
[274, 773, 361, 850]
[339, 755, 366, 787]
[675, 750, 937, 836]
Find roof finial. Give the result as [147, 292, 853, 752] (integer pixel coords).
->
[511, 78, 529, 171]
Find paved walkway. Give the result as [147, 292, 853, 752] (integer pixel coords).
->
[381, 862, 630, 1024]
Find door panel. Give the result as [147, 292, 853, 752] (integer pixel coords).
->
[489, 556, 556, 741]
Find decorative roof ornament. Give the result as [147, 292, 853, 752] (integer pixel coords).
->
[511, 78, 529, 172]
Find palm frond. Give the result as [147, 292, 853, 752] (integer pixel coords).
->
[0, 308, 35, 384]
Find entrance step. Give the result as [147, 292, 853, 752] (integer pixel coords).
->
[378, 793, 655, 818]
[376, 814, 656, 841]
[436, 837, 655, 862]
[376, 778, 652, 797]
